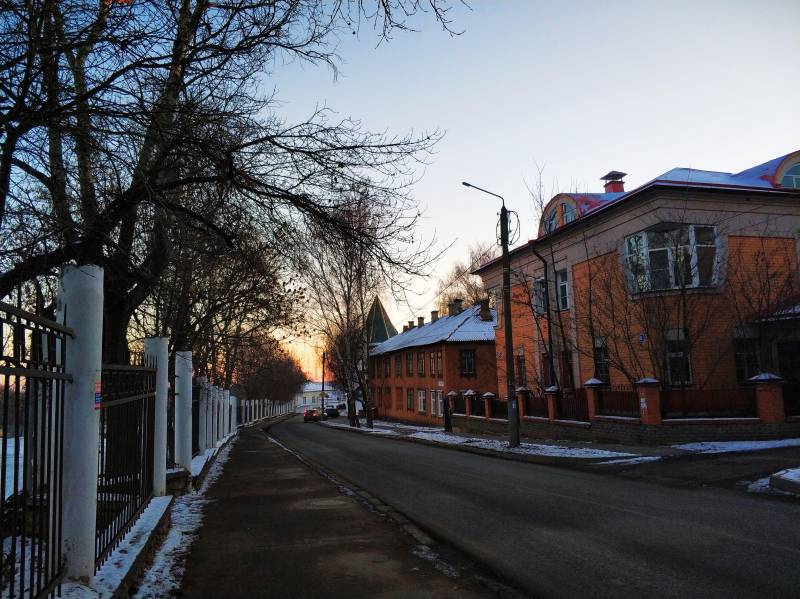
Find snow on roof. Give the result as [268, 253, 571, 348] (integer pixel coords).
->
[301, 381, 341, 393]
[370, 304, 495, 356]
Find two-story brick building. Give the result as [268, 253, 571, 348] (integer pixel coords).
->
[473, 150, 800, 442]
[368, 300, 498, 425]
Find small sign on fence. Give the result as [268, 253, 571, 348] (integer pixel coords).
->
[94, 375, 102, 410]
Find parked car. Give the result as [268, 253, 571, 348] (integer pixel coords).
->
[324, 407, 340, 418]
[303, 408, 320, 422]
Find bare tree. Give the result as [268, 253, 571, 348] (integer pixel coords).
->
[435, 241, 497, 313]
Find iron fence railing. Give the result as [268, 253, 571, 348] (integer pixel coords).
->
[782, 382, 800, 417]
[468, 395, 485, 417]
[523, 391, 548, 418]
[597, 386, 640, 418]
[95, 357, 156, 569]
[0, 300, 70, 599]
[556, 388, 590, 422]
[451, 395, 467, 415]
[490, 398, 508, 420]
[661, 387, 757, 419]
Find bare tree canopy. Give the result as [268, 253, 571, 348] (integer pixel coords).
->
[0, 0, 458, 363]
[435, 241, 497, 313]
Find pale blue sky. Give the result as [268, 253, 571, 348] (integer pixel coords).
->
[279, 1, 800, 375]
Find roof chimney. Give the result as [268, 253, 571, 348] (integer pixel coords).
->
[407, 320, 414, 329]
[417, 316, 425, 327]
[452, 298, 464, 315]
[479, 298, 492, 321]
[403, 324, 408, 332]
[601, 170, 627, 193]
[430, 310, 439, 322]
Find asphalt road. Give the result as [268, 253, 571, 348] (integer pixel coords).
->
[270, 417, 800, 599]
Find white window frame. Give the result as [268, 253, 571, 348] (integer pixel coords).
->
[625, 225, 718, 293]
[437, 391, 444, 416]
[562, 202, 576, 224]
[780, 163, 800, 188]
[417, 389, 426, 412]
[556, 268, 570, 310]
[533, 277, 547, 314]
[430, 389, 436, 415]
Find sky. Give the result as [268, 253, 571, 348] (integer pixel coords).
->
[275, 0, 800, 378]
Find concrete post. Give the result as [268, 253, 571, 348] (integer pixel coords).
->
[583, 378, 605, 421]
[175, 351, 193, 470]
[224, 389, 231, 435]
[635, 378, 662, 425]
[198, 376, 208, 452]
[544, 386, 559, 421]
[750, 373, 786, 423]
[60, 265, 103, 583]
[144, 337, 168, 496]
[231, 395, 238, 430]
[209, 386, 216, 444]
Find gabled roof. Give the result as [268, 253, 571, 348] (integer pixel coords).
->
[370, 304, 496, 356]
[366, 297, 398, 345]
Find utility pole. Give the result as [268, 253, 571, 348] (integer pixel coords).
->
[462, 182, 520, 447]
[321, 350, 326, 419]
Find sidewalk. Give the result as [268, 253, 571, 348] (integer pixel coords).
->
[172, 426, 501, 599]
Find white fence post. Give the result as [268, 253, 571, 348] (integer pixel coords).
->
[144, 337, 168, 496]
[224, 389, 231, 435]
[60, 265, 103, 583]
[175, 351, 193, 471]
[231, 395, 238, 430]
[198, 376, 208, 452]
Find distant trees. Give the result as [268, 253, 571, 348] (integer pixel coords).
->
[435, 242, 498, 313]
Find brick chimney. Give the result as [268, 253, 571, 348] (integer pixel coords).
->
[601, 170, 627, 193]
[417, 316, 424, 327]
[407, 320, 414, 329]
[403, 324, 408, 332]
[430, 310, 439, 322]
[479, 298, 492, 321]
[452, 298, 463, 315]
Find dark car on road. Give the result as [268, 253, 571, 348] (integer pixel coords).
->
[324, 407, 339, 418]
[303, 408, 320, 422]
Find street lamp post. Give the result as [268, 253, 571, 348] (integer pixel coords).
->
[462, 181, 520, 447]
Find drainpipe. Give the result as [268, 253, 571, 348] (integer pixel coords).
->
[531, 244, 557, 386]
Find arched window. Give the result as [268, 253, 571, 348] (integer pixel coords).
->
[780, 164, 800, 188]
[562, 203, 577, 224]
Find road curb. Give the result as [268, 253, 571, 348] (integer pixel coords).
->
[317, 420, 623, 469]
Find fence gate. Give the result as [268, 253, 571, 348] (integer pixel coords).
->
[95, 357, 156, 569]
[0, 301, 71, 598]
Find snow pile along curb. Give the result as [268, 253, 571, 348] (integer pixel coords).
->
[769, 467, 800, 495]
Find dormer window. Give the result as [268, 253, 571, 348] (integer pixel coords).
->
[780, 164, 800, 188]
[562, 203, 576, 224]
[543, 209, 557, 233]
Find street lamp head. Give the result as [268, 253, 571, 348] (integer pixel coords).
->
[461, 181, 472, 187]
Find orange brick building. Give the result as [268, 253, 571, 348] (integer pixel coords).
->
[473, 150, 800, 441]
[368, 300, 498, 426]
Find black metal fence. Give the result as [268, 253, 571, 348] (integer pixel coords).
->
[661, 387, 757, 419]
[556, 389, 589, 422]
[523, 391, 548, 418]
[451, 394, 467, 415]
[0, 301, 69, 599]
[490, 397, 508, 420]
[783, 382, 800, 417]
[468, 395, 484, 417]
[95, 357, 156, 569]
[597, 386, 640, 418]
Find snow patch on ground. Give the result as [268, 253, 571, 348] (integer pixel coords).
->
[674, 438, 800, 454]
[321, 421, 401, 435]
[774, 467, 800, 484]
[596, 456, 663, 466]
[744, 476, 798, 497]
[409, 431, 636, 459]
[411, 544, 460, 579]
[131, 438, 235, 598]
[92, 496, 173, 597]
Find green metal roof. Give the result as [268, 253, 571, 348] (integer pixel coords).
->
[367, 297, 397, 345]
